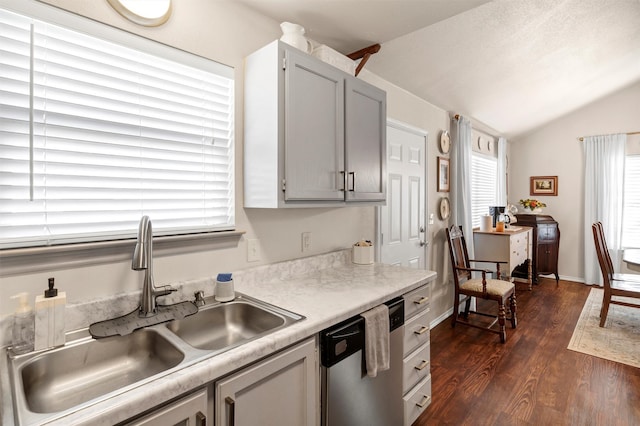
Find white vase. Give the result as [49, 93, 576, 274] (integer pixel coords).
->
[530, 207, 543, 214]
[280, 22, 311, 53]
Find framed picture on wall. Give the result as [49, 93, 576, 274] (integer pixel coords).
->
[438, 157, 450, 192]
[530, 175, 558, 196]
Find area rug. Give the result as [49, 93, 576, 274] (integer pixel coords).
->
[567, 288, 640, 368]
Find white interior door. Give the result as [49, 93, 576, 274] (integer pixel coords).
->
[378, 120, 427, 268]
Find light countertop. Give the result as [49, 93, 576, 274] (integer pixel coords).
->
[1, 251, 436, 425]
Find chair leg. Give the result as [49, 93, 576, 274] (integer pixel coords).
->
[451, 293, 460, 328]
[498, 302, 507, 343]
[463, 297, 471, 319]
[510, 294, 517, 329]
[599, 292, 611, 328]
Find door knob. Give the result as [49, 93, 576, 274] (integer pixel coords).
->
[420, 240, 427, 247]
[419, 226, 425, 233]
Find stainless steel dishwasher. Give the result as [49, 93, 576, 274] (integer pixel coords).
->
[320, 297, 405, 426]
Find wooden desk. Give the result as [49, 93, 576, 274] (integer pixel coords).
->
[473, 226, 533, 290]
[623, 249, 640, 273]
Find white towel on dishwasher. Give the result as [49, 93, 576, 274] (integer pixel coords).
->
[360, 304, 390, 377]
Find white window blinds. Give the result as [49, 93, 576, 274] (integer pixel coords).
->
[622, 155, 640, 248]
[0, 7, 234, 249]
[471, 153, 497, 229]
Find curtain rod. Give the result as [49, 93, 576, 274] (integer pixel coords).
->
[578, 131, 640, 141]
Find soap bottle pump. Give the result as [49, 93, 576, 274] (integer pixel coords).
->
[10, 292, 34, 355]
[34, 277, 67, 351]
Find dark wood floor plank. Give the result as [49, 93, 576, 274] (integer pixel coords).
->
[414, 279, 640, 425]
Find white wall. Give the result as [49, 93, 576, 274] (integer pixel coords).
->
[1, 0, 456, 322]
[509, 80, 640, 282]
[359, 71, 454, 323]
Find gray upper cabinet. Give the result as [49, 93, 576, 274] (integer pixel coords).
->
[244, 40, 386, 208]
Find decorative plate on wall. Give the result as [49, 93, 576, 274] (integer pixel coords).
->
[439, 197, 451, 220]
[439, 130, 451, 154]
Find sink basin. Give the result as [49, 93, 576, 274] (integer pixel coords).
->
[166, 299, 287, 351]
[17, 329, 184, 414]
[7, 292, 304, 425]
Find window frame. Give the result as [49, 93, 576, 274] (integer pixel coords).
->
[0, 0, 240, 274]
[622, 154, 640, 248]
[1, 1, 236, 252]
[470, 151, 498, 229]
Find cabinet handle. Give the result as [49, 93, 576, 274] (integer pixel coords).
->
[348, 171, 356, 192]
[225, 396, 235, 426]
[416, 394, 431, 408]
[414, 325, 429, 335]
[414, 296, 429, 305]
[339, 171, 346, 192]
[415, 359, 429, 371]
[196, 411, 206, 426]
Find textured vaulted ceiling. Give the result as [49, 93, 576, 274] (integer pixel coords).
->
[238, 0, 640, 139]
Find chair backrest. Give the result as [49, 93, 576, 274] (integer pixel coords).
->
[446, 225, 472, 286]
[594, 221, 615, 273]
[592, 222, 613, 288]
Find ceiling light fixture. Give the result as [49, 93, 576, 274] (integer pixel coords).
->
[107, 0, 172, 27]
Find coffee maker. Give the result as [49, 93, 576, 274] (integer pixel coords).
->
[489, 206, 508, 227]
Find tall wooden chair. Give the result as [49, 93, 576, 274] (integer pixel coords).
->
[591, 222, 640, 327]
[446, 225, 517, 343]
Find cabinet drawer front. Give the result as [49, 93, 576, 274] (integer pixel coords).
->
[402, 342, 430, 394]
[404, 309, 430, 355]
[404, 284, 431, 320]
[403, 374, 432, 426]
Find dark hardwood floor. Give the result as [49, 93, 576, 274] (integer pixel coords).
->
[414, 278, 640, 426]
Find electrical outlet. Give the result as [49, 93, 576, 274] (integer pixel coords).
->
[247, 238, 260, 262]
[301, 232, 311, 252]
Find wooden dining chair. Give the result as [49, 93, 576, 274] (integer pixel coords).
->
[591, 222, 640, 327]
[446, 225, 517, 343]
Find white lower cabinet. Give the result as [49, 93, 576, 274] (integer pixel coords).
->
[214, 337, 318, 426]
[124, 387, 209, 426]
[402, 283, 432, 425]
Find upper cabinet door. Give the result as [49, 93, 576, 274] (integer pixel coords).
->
[345, 77, 387, 202]
[284, 49, 345, 201]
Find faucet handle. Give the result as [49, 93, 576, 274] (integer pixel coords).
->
[194, 290, 205, 307]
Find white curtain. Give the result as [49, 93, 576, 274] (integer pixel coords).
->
[583, 133, 626, 286]
[451, 115, 474, 258]
[497, 137, 508, 205]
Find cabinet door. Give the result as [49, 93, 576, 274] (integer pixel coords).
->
[125, 388, 208, 426]
[215, 338, 318, 426]
[345, 77, 387, 201]
[284, 49, 345, 201]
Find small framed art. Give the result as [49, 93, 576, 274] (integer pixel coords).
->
[437, 157, 450, 192]
[530, 176, 558, 196]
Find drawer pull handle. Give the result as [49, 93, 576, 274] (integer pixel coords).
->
[416, 394, 431, 408]
[196, 411, 207, 426]
[414, 325, 429, 335]
[415, 359, 429, 371]
[414, 296, 429, 305]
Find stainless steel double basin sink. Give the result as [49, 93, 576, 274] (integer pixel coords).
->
[8, 293, 304, 425]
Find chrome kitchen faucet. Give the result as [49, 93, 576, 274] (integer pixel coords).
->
[132, 215, 176, 317]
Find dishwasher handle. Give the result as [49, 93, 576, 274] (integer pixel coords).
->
[320, 317, 364, 368]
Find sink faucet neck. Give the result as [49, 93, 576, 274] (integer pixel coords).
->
[133, 216, 174, 317]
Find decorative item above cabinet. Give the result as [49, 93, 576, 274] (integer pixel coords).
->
[244, 40, 387, 208]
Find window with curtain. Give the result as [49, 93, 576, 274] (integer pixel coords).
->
[0, 6, 235, 249]
[471, 153, 497, 229]
[622, 155, 640, 248]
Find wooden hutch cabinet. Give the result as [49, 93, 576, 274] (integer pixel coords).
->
[514, 214, 560, 284]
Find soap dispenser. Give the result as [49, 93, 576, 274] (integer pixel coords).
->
[34, 278, 66, 351]
[10, 292, 34, 355]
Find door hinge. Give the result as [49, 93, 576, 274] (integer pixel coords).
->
[282, 179, 286, 192]
[282, 57, 286, 70]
